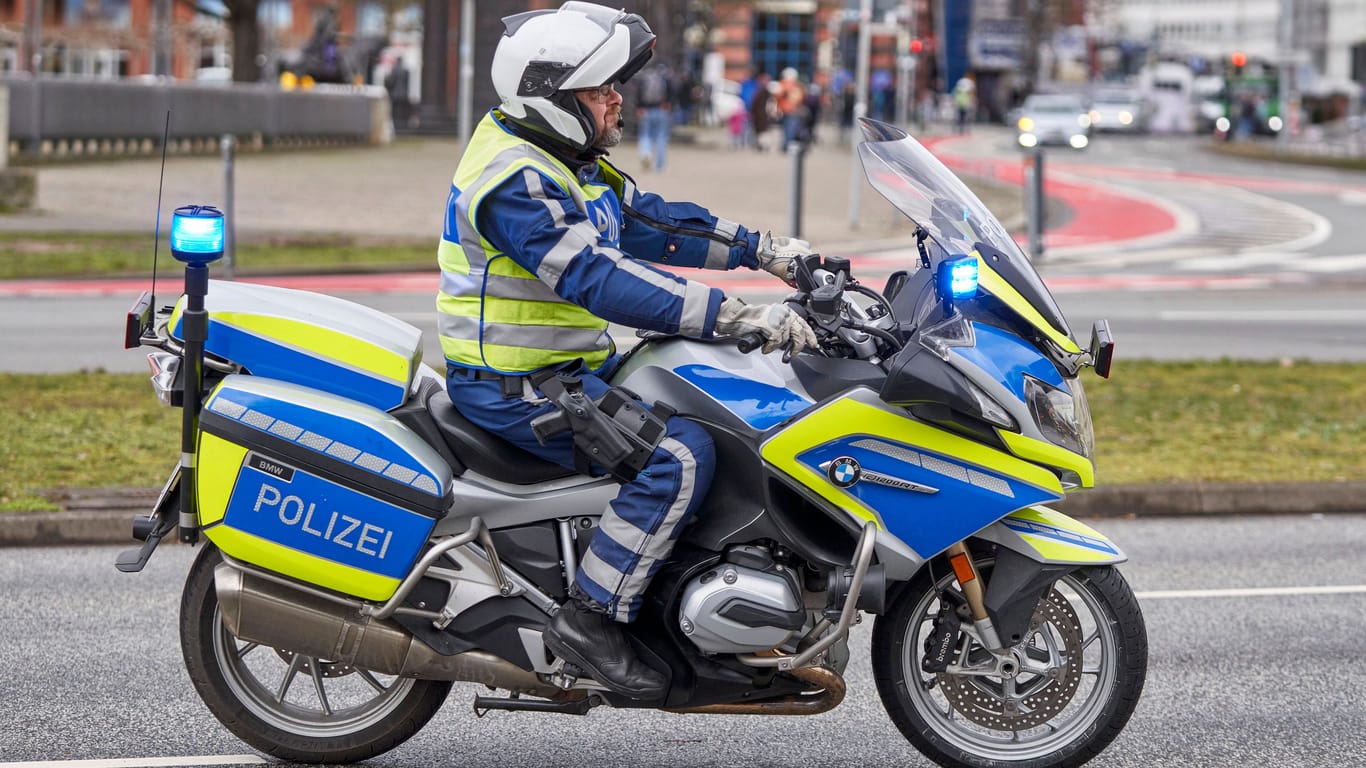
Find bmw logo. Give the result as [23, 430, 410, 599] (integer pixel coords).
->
[828, 457, 861, 488]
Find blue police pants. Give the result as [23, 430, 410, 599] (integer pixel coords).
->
[447, 362, 715, 622]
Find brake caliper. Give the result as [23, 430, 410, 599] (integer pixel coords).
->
[921, 589, 968, 673]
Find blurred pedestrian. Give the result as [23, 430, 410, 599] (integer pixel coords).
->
[775, 67, 807, 150]
[838, 79, 856, 143]
[803, 72, 825, 145]
[749, 73, 774, 151]
[953, 76, 977, 134]
[738, 69, 761, 148]
[728, 96, 747, 149]
[1237, 96, 1256, 140]
[871, 69, 893, 121]
[384, 58, 412, 129]
[635, 63, 673, 171]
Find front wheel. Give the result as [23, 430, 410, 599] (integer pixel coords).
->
[872, 561, 1147, 768]
[179, 545, 453, 764]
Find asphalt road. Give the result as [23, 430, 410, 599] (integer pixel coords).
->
[4, 276, 1364, 376]
[2, 514, 1363, 768]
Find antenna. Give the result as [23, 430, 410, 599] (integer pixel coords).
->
[151, 110, 171, 308]
[123, 110, 174, 350]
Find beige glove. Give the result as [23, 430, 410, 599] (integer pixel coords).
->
[756, 231, 814, 286]
[714, 297, 819, 355]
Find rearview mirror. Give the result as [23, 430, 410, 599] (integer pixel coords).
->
[1088, 319, 1114, 378]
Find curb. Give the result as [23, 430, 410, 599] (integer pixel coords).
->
[1052, 481, 1366, 519]
[3, 482, 1362, 548]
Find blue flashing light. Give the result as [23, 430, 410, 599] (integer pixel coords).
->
[170, 205, 225, 265]
[937, 255, 979, 300]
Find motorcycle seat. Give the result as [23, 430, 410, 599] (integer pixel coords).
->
[425, 390, 577, 485]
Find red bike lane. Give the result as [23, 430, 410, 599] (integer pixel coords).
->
[920, 134, 1180, 251]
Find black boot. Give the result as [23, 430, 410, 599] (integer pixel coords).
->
[543, 599, 666, 700]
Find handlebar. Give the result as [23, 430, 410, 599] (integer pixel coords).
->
[735, 332, 766, 354]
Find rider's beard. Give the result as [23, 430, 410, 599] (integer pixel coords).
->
[595, 110, 623, 148]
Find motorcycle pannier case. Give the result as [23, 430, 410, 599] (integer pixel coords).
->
[170, 280, 424, 412]
[196, 375, 453, 601]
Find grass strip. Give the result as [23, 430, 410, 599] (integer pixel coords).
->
[2, 360, 1361, 513]
[0, 233, 433, 281]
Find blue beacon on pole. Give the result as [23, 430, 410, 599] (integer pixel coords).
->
[170, 205, 226, 265]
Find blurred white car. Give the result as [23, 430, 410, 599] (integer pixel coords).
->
[1087, 87, 1149, 133]
[1016, 93, 1091, 149]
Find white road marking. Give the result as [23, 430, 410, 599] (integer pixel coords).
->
[0, 758, 266, 768]
[1175, 251, 1295, 271]
[1136, 585, 1366, 600]
[1157, 309, 1366, 323]
[1176, 251, 1366, 274]
[1294, 253, 1366, 272]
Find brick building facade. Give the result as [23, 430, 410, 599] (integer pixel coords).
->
[1, 1, 934, 126]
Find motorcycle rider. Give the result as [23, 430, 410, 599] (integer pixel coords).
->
[436, 1, 819, 700]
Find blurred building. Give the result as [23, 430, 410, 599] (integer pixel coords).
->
[0, 0, 387, 82]
[1110, 0, 1365, 92]
[0, 0, 962, 131]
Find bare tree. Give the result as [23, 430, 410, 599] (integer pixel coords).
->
[223, 0, 263, 82]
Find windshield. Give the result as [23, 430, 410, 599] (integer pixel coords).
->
[856, 118, 1073, 346]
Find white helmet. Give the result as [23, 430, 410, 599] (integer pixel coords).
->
[492, 2, 655, 152]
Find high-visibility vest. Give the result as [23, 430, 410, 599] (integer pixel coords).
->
[437, 113, 620, 373]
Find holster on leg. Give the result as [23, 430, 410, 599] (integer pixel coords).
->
[528, 370, 672, 482]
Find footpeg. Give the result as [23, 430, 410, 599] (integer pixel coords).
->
[549, 662, 583, 691]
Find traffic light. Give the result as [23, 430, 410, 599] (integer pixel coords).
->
[1231, 51, 1247, 75]
[909, 38, 924, 55]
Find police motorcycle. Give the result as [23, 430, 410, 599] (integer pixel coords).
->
[119, 118, 1144, 768]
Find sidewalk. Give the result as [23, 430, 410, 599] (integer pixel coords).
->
[0, 123, 1168, 256]
[0, 123, 924, 250]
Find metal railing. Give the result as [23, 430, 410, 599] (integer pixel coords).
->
[1, 76, 390, 160]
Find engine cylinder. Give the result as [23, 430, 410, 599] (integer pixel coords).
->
[678, 562, 806, 654]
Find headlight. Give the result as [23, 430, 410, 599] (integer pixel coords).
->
[965, 379, 1017, 431]
[1023, 374, 1093, 459]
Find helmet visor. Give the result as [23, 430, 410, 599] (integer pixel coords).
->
[608, 12, 656, 84]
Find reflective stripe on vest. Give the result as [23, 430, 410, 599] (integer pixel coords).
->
[438, 114, 618, 373]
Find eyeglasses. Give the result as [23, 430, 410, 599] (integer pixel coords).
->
[572, 83, 617, 103]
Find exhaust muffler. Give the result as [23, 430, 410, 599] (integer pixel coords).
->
[214, 560, 561, 698]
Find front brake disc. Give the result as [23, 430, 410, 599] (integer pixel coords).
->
[936, 589, 1084, 731]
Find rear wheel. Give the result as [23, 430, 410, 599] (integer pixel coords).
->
[180, 545, 452, 763]
[872, 561, 1147, 768]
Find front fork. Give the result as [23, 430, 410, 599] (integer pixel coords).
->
[945, 542, 1006, 651]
